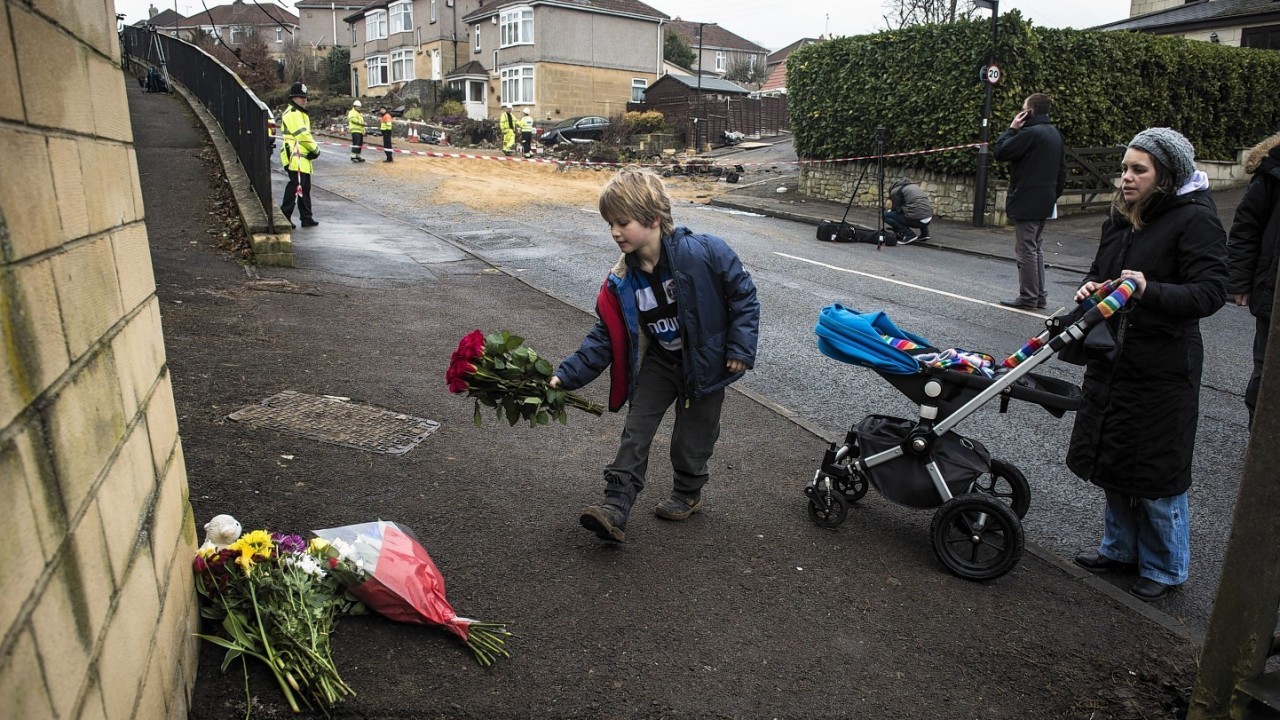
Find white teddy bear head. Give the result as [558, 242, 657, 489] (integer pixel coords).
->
[200, 514, 242, 551]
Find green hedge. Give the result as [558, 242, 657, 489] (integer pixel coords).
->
[787, 11, 1280, 177]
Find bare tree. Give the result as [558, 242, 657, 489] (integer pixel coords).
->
[882, 0, 981, 29]
[724, 56, 769, 88]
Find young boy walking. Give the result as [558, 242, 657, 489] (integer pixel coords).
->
[550, 168, 760, 543]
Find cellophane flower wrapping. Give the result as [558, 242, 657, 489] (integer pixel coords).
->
[312, 520, 513, 665]
[446, 329, 603, 427]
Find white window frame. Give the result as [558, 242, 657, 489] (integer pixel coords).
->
[391, 48, 415, 82]
[366, 55, 389, 86]
[499, 7, 533, 48]
[473, 24, 481, 52]
[500, 64, 534, 105]
[631, 78, 646, 103]
[715, 51, 725, 72]
[467, 80, 484, 103]
[431, 48, 441, 80]
[275, 27, 283, 43]
[430, 0, 438, 24]
[229, 25, 245, 43]
[366, 10, 388, 41]
[389, 1, 413, 34]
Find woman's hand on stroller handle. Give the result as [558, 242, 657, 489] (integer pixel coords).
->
[1076, 274, 1145, 303]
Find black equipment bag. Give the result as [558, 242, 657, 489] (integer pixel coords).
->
[817, 220, 856, 243]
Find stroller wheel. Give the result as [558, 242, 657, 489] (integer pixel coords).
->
[807, 491, 848, 529]
[835, 471, 868, 502]
[972, 459, 1031, 520]
[929, 494, 1024, 581]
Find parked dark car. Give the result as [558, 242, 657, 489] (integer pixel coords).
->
[540, 116, 610, 145]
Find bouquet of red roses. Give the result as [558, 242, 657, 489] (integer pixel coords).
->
[311, 521, 514, 666]
[447, 329, 603, 427]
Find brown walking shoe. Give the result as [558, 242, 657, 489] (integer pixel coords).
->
[654, 493, 702, 521]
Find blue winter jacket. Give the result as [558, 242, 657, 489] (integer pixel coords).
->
[555, 227, 760, 403]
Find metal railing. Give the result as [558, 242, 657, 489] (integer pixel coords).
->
[121, 25, 276, 231]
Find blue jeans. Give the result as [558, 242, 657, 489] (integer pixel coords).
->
[1097, 490, 1189, 585]
[883, 210, 930, 237]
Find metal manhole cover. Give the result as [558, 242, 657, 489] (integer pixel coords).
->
[227, 391, 440, 455]
[449, 230, 533, 250]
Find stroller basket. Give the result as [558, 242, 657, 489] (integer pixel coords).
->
[856, 415, 990, 508]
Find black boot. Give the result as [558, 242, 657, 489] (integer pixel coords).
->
[580, 480, 636, 543]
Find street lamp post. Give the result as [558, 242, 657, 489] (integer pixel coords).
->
[695, 22, 716, 153]
[972, 0, 999, 227]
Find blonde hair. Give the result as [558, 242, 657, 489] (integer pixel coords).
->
[598, 166, 674, 238]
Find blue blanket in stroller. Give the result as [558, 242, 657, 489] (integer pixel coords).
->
[815, 304, 932, 375]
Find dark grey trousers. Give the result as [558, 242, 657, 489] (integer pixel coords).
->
[1013, 219, 1048, 305]
[604, 354, 725, 500]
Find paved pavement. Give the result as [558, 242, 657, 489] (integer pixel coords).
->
[132, 82, 1217, 717]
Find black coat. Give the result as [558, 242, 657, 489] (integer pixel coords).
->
[992, 114, 1067, 221]
[1226, 136, 1280, 321]
[1066, 189, 1227, 497]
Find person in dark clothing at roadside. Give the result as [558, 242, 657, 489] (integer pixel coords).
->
[1226, 130, 1280, 425]
[993, 93, 1067, 310]
[1069, 127, 1227, 603]
[883, 177, 933, 244]
[550, 167, 760, 543]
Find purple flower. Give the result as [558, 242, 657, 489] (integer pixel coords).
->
[272, 532, 307, 554]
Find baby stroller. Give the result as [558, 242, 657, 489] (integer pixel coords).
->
[802, 279, 1137, 581]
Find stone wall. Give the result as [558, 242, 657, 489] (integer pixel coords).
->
[800, 161, 1007, 225]
[0, 0, 199, 718]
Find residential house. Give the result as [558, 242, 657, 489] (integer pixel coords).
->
[174, 0, 300, 59]
[1097, 0, 1280, 49]
[758, 37, 822, 96]
[458, 0, 668, 121]
[345, 0, 482, 100]
[665, 19, 769, 84]
[133, 5, 186, 37]
[295, 1, 365, 51]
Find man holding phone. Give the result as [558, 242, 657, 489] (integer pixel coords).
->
[993, 93, 1067, 310]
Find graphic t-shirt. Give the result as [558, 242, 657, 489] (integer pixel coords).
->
[635, 259, 682, 365]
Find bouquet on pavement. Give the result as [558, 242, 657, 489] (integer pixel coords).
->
[447, 329, 603, 427]
[193, 515, 362, 715]
[312, 520, 515, 666]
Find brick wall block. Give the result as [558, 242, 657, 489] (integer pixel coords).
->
[96, 424, 156, 586]
[0, 627, 56, 720]
[99, 549, 159, 720]
[150, 442, 193, 582]
[129, 150, 145, 226]
[0, 3, 22, 123]
[0, 126, 60, 261]
[88, 53, 133, 143]
[145, 370, 181, 478]
[49, 135, 91, 242]
[82, 140, 140, 235]
[113, 222, 156, 312]
[12, 6, 95, 135]
[32, 0, 115, 56]
[43, 349, 127, 517]
[111, 296, 164, 419]
[0, 421, 56, 635]
[51, 235, 125, 361]
[1, 258, 71, 429]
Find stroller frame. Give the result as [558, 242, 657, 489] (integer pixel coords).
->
[804, 280, 1137, 581]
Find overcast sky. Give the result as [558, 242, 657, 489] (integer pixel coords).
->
[114, 0, 1131, 52]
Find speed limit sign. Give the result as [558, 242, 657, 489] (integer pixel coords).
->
[984, 63, 1001, 85]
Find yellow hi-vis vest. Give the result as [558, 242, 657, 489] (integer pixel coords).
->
[347, 107, 366, 133]
[278, 104, 318, 174]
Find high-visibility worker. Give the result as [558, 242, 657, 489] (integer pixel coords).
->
[347, 100, 366, 162]
[499, 105, 520, 155]
[279, 81, 320, 228]
[519, 108, 535, 157]
[378, 106, 394, 162]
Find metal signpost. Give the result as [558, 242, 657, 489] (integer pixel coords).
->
[972, 0, 999, 227]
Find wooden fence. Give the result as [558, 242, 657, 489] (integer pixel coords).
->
[628, 95, 789, 147]
[1062, 146, 1124, 211]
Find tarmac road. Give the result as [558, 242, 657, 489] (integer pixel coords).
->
[289, 143, 1254, 643]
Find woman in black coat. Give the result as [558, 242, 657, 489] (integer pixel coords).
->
[1227, 131, 1280, 424]
[1068, 128, 1227, 602]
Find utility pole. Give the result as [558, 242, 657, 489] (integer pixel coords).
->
[695, 22, 715, 153]
[972, 0, 999, 227]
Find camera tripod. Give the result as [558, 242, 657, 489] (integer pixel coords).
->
[144, 23, 172, 94]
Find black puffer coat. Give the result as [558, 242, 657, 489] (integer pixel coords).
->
[992, 114, 1067, 221]
[1066, 189, 1227, 497]
[1227, 132, 1280, 321]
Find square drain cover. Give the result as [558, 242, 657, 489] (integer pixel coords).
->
[228, 391, 440, 455]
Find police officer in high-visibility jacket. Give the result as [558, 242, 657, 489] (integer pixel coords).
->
[279, 81, 320, 228]
[519, 108, 535, 157]
[347, 99, 366, 163]
[378, 106, 394, 162]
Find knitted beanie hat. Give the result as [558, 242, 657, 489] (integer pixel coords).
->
[1128, 127, 1196, 187]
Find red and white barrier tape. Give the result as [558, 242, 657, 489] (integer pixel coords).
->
[314, 136, 985, 169]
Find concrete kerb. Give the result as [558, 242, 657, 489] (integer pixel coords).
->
[127, 60, 294, 268]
